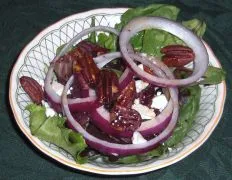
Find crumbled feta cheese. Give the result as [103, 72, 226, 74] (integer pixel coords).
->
[132, 99, 156, 119]
[45, 108, 56, 117]
[51, 81, 64, 96]
[132, 131, 147, 144]
[138, 64, 144, 70]
[51, 81, 71, 95]
[140, 53, 148, 57]
[151, 94, 168, 111]
[42, 100, 56, 117]
[42, 100, 49, 108]
[134, 98, 140, 105]
[135, 80, 149, 93]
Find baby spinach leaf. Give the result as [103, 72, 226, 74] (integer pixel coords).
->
[200, 66, 226, 85]
[165, 85, 201, 147]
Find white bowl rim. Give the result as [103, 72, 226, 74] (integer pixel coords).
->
[9, 8, 227, 175]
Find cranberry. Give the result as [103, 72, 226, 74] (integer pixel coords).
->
[139, 85, 156, 107]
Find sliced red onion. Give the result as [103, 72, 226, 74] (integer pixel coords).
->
[94, 52, 121, 68]
[90, 100, 173, 138]
[44, 26, 119, 112]
[119, 17, 209, 87]
[91, 106, 133, 137]
[93, 52, 175, 137]
[62, 60, 179, 156]
[94, 52, 134, 90]
[62, 80, 178, 156]
[90, 54, 176, 137]
[118, 67, 134, 90]
[137, 101, 173, 136]
[44, 67, 97, 112]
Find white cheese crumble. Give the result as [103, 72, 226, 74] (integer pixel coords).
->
[132, 99, 156, 119]
[135, 80, 149, 93]
[140, 53, 148, 57]
[51, 81, 64, 96]
[42, 100, 56, 117]
[132, 131, 147, 144]
[151, 94, 168, 111]
[51, 81, 71, 95]
[138, 64, 144, 70]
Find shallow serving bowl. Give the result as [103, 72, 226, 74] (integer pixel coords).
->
[9, 8, 226, 175]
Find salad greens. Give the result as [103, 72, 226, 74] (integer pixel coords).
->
[182, 18, 206, 38]
[95, 3, 206, 57]
[104, 146, 165, 164]
[26, 104, 87, 164]
[165, 85, 201, 147]
[200, 66, 226, 85]
[102, 85, 202, 164]
[97, 33, 117, 52]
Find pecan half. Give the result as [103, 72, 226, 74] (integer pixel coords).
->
[53, 53, 74, 84]
[73, 48, 100, 88]
[20, 76, 44, 104]
[161, 45, 195, 67]
[96, 69, 119, 110]
[77, 40, 108, 57]
[110, 105, 141, 132]
[116, 80, 136, 108]
[54, 40, 107, 85]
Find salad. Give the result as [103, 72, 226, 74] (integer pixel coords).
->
[19, 4, 226, 164]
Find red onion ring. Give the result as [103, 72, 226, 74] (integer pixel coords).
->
[119, 17, 209, 87]
[94, 52, 134, 90]
[62, 62, 179, 156]
[118, 67, 134, 90]
[44, 26, 119, 112]
[91, 53, 175, 137]
[90, 105, 133, 137]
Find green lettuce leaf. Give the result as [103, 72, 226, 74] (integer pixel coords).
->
[118, 4, 180, 28]
[199, 66, 226, 85]
[165, 85, 201, 147]
[95, 4, 206, 56]
[117, 4, 181, 56]
[97, 33, 117, 52]
[103, 146, 165, 164]
[26, 104, 47, 135]
[182, 18, 206, 38]
[26, 104, 87, 164]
